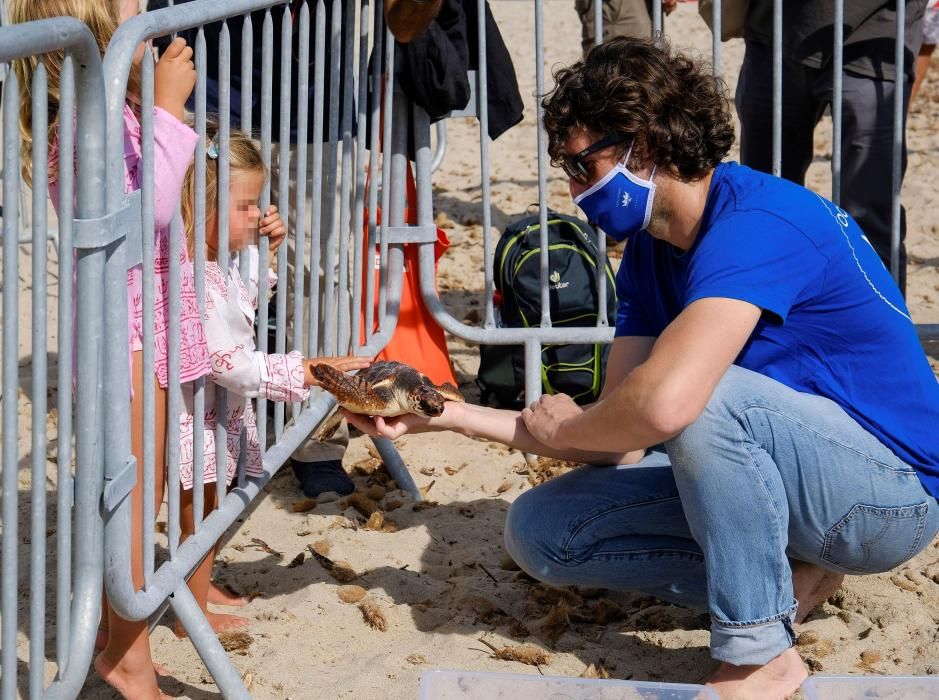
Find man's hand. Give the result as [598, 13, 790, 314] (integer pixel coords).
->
[260, 205, 286, 253]
[341, 400, 462, 439]
[154, 37, 195, 121]
[520, 393, 583, 449]
[664, 0, 679, 15]
[342, 410, 425, 440]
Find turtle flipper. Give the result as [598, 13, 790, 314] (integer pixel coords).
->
[435, 382, 465, 403]
[313, 405, 344, 442]
[311, 363, 384, 413]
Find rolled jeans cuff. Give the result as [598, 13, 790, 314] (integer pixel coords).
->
[710, 602, 797, 665]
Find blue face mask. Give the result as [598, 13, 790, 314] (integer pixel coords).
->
[573, 148, 656, 242]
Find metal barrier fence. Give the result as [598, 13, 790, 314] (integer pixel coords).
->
[414, 0, 939, 413]
[2, 0, 416, 695]
[3, 1, 938, 698]
[0, 18, 108, 700]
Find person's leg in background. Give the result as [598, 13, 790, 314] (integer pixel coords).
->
[836, 71, 911, 293]
[735, 39, 824, 185]
[575, 0, 653, 56]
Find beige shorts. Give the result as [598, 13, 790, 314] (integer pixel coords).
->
[575, 0, 654, 56]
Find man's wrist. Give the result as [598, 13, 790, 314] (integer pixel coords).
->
[556, 410, 587, 451]
[434, 400, 465, 432]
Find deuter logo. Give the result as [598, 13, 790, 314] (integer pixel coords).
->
[549, 269, 570, 290]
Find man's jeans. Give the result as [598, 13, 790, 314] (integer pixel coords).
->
[504, 366, 939, 665]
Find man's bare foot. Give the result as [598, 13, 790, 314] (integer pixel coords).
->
[207, 581, 249, 607]
[706, 648, 807, 700]
[174, 611, 249, 638]
[790, 559, 844, 623]
[95, 651, 168, 700]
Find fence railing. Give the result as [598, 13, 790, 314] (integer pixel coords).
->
[2, 1, 936, 698]
[0, 17, 109, 700]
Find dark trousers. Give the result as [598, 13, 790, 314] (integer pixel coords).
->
[735, 39, 911, 293]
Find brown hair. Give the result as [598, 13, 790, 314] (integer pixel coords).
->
[9, 0, 142, 185]
[542, 37, 734, 181]
[180, 124, 267, 260]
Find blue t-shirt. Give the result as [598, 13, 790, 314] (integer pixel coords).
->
[615, 162, 939, 499]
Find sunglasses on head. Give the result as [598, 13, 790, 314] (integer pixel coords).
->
[558, 133, 630, 184]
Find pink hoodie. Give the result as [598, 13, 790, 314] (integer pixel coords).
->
[50, 104, 210, 391]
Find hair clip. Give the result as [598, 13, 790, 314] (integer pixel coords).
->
[207, 134, 220, 160]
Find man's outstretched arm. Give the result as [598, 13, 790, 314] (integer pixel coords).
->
[341, 336, 659, 465]
[384, 0, 443, 43]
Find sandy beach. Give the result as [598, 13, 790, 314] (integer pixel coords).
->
[3, 1, 938, 698]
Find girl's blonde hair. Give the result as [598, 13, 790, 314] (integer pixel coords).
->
[9, 0, 141, 185]
[181, 123, 267, 260]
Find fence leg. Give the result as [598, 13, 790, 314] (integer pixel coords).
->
[371, 437, 422, 501]
[168, 584, 251, 700]
[523, 339, 543, 466]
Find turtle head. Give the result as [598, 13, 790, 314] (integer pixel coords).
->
[411, 386, 446, 417]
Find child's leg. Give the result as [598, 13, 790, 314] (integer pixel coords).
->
[95, 351, 168, 699]
[176, 481, 249, 636]
[911, 42, 936, 104]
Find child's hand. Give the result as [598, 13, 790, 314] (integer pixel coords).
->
[304, 355, 374, 387]
[260, 206, 286, 254]
[154, 37, 195, 121]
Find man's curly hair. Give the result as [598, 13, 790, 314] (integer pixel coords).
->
[543, 38, 735, 181]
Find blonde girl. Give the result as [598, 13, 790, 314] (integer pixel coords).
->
[12, 1, 209, 698]
[176, 126, 370, 637]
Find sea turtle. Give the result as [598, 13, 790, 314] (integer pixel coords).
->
[312, 360, 464, 441]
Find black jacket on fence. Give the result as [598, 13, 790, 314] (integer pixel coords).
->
[394, 0, 524, 140]
[149, 0, 521, 144]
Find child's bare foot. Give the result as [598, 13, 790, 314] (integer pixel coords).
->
[706, 648, 807, 700]
[95, 628, 168, 676]
[174, 611, 249, 638]
[207, 581, 249, 607]
[153, 662, 170, 677]
[95, 650, 168, 700]
[790, 560, 844, 623]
